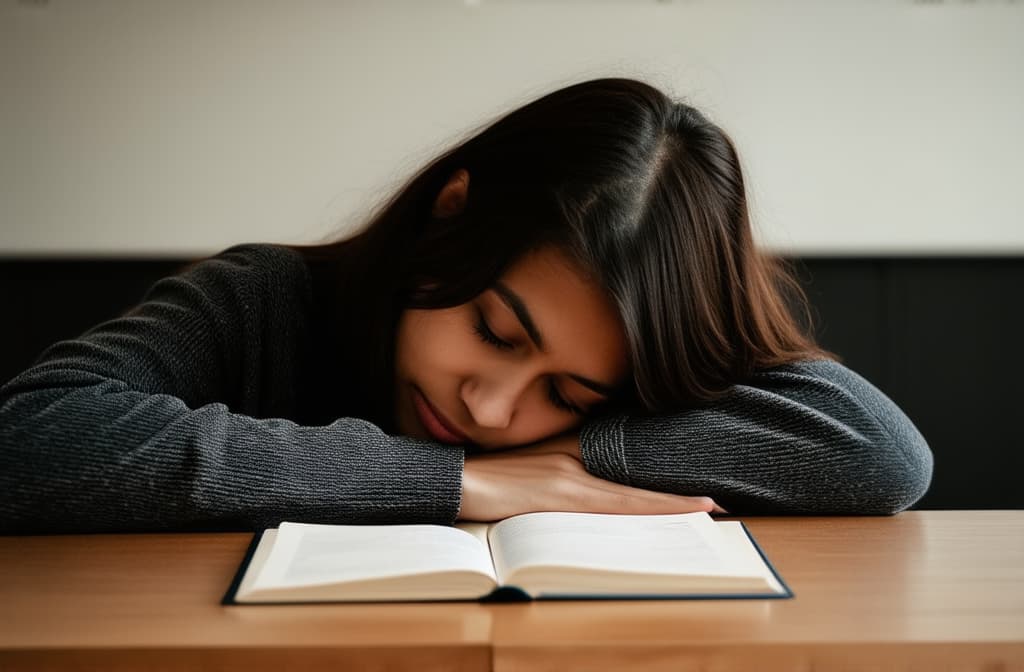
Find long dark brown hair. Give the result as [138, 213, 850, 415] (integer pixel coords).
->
[296, 78, 831, 422]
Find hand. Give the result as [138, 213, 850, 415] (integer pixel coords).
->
[458, 434, 723, 521]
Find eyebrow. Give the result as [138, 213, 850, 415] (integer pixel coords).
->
[492, 281, 618, 398]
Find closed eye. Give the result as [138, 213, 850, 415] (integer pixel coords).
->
[475, 305, 586, 416]
[547, 380, 584, 415]
[474, 310, 514, 350]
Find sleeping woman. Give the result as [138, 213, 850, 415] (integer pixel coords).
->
[0, 78, 933, 533]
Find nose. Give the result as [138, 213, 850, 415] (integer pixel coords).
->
[460, 372, 529, 430]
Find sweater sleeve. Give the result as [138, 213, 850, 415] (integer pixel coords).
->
[578, 359, 933, 515]
[0, 245, 464, 535]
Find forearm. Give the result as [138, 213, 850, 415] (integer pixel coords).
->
[0, 378, 464, 534]
[579, 360, 933, 514]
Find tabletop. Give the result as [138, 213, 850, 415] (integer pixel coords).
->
[1, 510, 1022, 671]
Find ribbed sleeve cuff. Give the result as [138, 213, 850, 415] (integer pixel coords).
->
[258, 429, 467, 528]
[345, 437, 466, 526]
[579, 416, 633, 485]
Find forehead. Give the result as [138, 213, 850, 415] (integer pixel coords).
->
[497, 247, 629, 385]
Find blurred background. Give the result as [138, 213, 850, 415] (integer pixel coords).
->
[1, 0, 1021, 507]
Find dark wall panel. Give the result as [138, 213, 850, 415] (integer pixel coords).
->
[794, 259, 887, 387]
[0, 259, 186, 385]
[885, 260, 1024, 510]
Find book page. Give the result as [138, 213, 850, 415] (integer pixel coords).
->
[717, 521, 786, 594]
[251, 522, 497, 591]
[488, 512, 754, 585]
[454, 522, 491, 551]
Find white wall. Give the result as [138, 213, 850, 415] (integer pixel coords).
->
[1, 0, 1021, 257]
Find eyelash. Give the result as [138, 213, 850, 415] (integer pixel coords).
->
[547, 382, 583, 416]
[473, 313, 513, 351]
[473, 311, 583, 416]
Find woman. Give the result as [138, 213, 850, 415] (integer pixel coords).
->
[0, 78, 932, 534]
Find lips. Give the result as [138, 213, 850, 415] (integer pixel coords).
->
[412, 387, 469, 445]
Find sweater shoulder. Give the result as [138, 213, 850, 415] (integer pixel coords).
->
[160, 243, 313, 318]
[195, 243, 310, 288]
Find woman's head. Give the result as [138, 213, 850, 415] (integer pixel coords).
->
[304, 77, 828, 442]
[394, 241, 628, 448]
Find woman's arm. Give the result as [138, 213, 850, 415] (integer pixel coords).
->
[579, 359, 933, 514]
[0, 245, 464, 534]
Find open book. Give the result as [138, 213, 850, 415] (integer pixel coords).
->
[223, 511, 790, 603]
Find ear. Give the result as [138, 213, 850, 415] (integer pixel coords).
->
[431, 169, 470, 218]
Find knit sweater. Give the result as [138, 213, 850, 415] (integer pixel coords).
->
[0, 244, 933, 534]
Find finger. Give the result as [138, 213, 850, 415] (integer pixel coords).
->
[636, 494, 716, 514]
[580, 483, 716, 514]
[552, 456, 722, 513]
[583, 477, 715, 510]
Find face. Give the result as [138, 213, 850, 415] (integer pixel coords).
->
[393, 246, 629, 449]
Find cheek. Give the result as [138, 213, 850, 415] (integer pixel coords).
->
[397, 309, 475, 376]
[511, 390, 583, 441]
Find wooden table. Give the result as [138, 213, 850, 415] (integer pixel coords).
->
[1, 511, 1022, 671]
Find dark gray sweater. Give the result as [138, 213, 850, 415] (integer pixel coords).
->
[0, 245, 933, 534]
